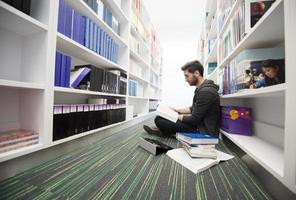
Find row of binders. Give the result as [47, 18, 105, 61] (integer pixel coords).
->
[1, 0, 31, 15]
[58, 0, 119, 63]
[83, 0, 120, 35]
[0, 130, 38, 153]
[54, 52, 127, 95]
[53, 98, 126, 141]
[72, 65, 127, 94]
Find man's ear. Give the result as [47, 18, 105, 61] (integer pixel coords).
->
[194, 70, 200, 77]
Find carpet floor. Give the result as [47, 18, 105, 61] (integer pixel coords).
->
[0, 118, 273, 200]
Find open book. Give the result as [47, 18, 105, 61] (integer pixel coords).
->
[156, 103, 178, 122]
[166, 148, 234, 174]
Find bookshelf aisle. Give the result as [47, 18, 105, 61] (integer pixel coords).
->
[200, 0, 296, 194]
[0, 0, 162, 163]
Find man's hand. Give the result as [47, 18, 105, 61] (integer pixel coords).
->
[178, 114, 183, 121]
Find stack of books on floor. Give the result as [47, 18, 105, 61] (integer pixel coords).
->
[176, 132, 219, 159]
[0, 130, 39, 153]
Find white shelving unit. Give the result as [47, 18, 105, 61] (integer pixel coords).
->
[127, 0, 163, 118]
[200, 0, 296, 194]
[0, 0, 162, 163]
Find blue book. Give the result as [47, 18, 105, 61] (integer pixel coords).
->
[105, 35, 109, 59]
[85, 17, 90, 48]
[103, 6, 112, 27]
[65, 4, 73, 38]
[57, 0, 66, 34]
[79, 14, 86, 45]
[89, 20, 94, 50]
[96, 27, 101, 54]
[72, 10, 80, 43]
[60, 54, 67, 87]
[65, 55, 71, 87]
[176, 132, 219, 145]
[114, 43, 118, 63]
[110, 40, 114, 62]
[70, 67, 91, 88]
[55, 52, 62, 86]
[108, 37, 113, 61]
[93, 23, 97, 52]
[101, 31, 106, 57]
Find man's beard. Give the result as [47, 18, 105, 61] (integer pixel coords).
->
[190, 78, 198, 86]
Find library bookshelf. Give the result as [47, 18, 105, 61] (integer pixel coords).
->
[200, 0, 296, 194]
[0, 0, 162, 163]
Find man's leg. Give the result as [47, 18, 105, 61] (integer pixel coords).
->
[153, 115, 196, 136]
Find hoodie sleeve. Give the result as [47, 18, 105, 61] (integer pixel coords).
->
[182, 90, 216, 127]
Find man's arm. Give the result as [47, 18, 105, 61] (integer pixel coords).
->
[180, 91, 217, 126]
[172, 107, 191, 114]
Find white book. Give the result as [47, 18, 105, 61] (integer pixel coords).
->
[166, 148, 234, 174]
[156, 103, 178, 123]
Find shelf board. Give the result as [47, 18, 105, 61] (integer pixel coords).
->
[54, 87, 126, 97]
[221, 129, 284, 180]
[150, 66, 160, 77]
[218, 0, 242, 38]
[221, 83, 285, 98]
[64, 0, 127, 47]
[219, 0, 284, 69]
[57, 33, 126, 71]
[128, 96, 148, 100]
[150, 83, 162, 90]
[129, 72, 149, 83]
[102, 0, 128, 24]
[130, 49, 150, 68]
[204, 39, 218, 64]
[0, 143, 44, 162]
[0, 79, 45, 90]
[0, 1, 48, 36]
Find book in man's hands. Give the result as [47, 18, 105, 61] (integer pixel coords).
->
[156, 103, 178, 123]
[176, 132, 219, 145]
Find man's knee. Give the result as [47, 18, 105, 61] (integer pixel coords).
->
[154, 115, 161, 127]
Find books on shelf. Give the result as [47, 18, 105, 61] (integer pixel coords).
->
[70, 67, 91, 89]
[0, 130, 39, 153]
[71, 65, 127, 94]
[156, 103, 178, 123]
[55, 51, 71, 88]
[1, 0, 31, 15]
[53, 99, 126, 141]
[58, 0, 119, 63]
[208, 62, 217, 75]
[128, 79, 137, 96]
[219, 0, 276, 62]
[176, 132, 219, 145]
[221, 106, 252, 136]
[219, 47, 285, 95]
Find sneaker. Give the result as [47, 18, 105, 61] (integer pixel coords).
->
[143, 125, 165, 137]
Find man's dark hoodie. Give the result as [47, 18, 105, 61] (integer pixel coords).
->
[182, 79, 220, 136]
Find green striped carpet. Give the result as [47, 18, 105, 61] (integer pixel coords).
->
[0, 118, 273, 200]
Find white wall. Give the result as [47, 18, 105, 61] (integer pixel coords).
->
[145, 0, 206, 108]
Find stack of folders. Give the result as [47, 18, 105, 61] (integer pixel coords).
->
[0, 130, 38, 153]
[176, 132, 219, 159]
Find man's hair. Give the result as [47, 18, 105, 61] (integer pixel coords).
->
[261, 59, 278, 69]
[181, 60, 204, 77]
